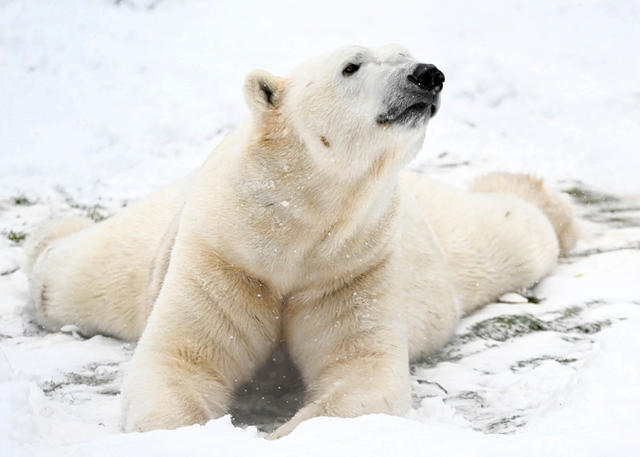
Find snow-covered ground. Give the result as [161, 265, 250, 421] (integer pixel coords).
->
[1, 0, 639, 456]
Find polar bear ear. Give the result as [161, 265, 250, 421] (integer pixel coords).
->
[243, 70, 284, 114]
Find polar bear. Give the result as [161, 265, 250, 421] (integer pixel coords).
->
[25, 44, 577, 438]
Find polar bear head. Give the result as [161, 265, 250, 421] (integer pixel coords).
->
[244, 45, 444, 178]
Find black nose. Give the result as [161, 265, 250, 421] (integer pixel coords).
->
[408, 63, 445, 93]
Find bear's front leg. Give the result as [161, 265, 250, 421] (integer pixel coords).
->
[271, 264, 410, 439]
[121, 234, 282, 432]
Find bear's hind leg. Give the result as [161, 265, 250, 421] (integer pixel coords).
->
[24, 216, 94, 275]
[471, 173, 579, 253]
[434, 188, 562, 315]
[25, 216, 94, 332]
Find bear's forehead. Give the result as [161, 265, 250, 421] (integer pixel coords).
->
[330, 44, 412, 63]
[290, 44, 413, 77]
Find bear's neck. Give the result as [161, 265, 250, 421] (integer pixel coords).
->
[231, 123, 401, 289]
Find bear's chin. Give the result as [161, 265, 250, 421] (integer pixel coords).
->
[376, 102, 433, 127]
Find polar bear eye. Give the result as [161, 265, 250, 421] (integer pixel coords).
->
[342, 63, 360, 76]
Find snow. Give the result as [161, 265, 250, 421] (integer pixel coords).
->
[1, 0, 639, 456]
[15, 321, 640, 457]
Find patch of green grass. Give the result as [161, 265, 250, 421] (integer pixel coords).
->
[41, 368, 118, 395]
[569, 320, 611, 334]
[7, 230, 26, 244]
[486, 414, 524, 433]
[512, 356, 578, 372]
[12, 195, 34, 206]
[455, 390, 486, 405]
[582, 212, 640, 228]
[65, 372, 115, 386]
[459, 306, 611, 344]
[61, 189, 110, 222]
[564, 186, 618, 205]
[68, 202, 108, 222]
[0, 267, 19, 276]
[40, 380, 65, 394]
[468, 314, 549, 342]
[85, 205, 107, 222]
[602, 206, 640, 214]
[559, 305, 583, 319]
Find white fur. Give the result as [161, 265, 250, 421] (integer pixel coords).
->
[24, 45, 578, 437]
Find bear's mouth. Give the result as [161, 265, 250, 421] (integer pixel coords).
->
[376, 101, 437, 126]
